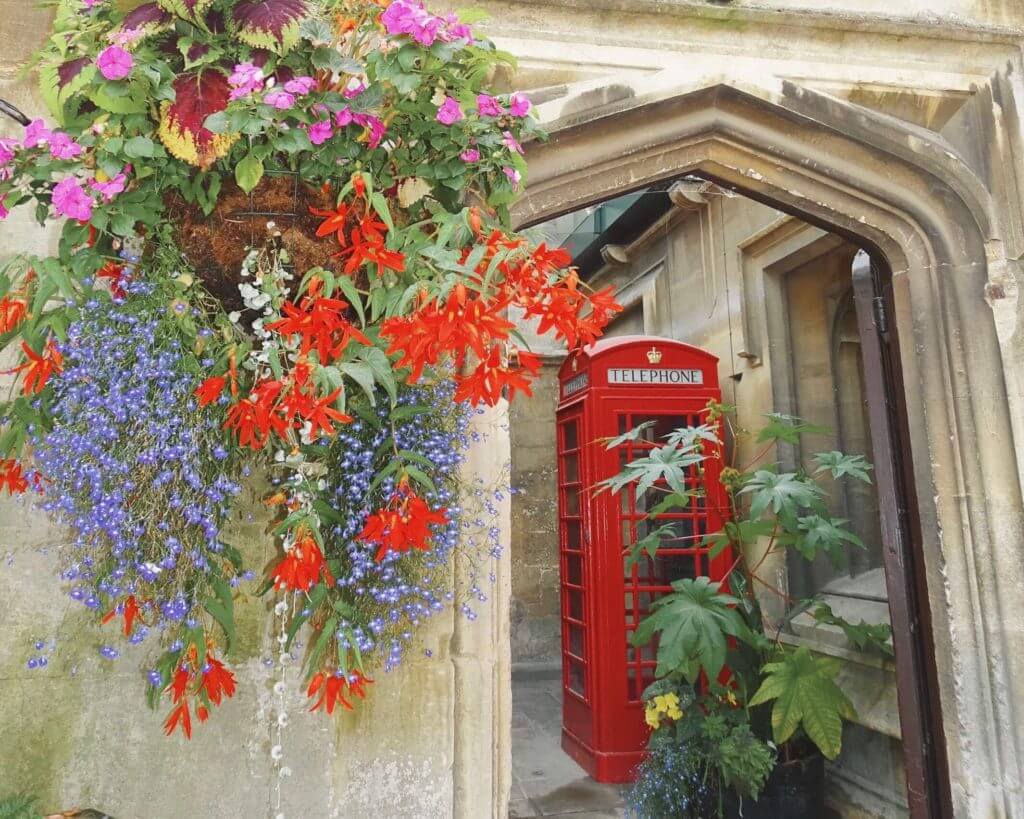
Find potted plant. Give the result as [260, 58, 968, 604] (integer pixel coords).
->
[0, 0, 621, 744]
[605, 405, 893, 818]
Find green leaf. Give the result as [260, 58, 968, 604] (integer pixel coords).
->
[631, 576, 749, 683]
[784, 514, 864, 566]
[307, 615, 338, 678]
[274, 126, 313, 154]
[235, 153, 264, 193]
[811, 603, 894, 657]
[203, 111, 230, 134]
[748, 646, 856, 760]
[600, 443, 706, 500]
[624, 523, 676, 573]
[704, 519, 775, 560]
[124, 135, 157, 159]
[739, 470, 824, 521]
[663, 424, 720, 450]
[813, 450, 874, 483]
[404, 464, 436, 494]
[338, 361, 375, 405]
[756, 413, 829, 445]
[601, 421, 656, 450]
[204, 596, 235, 651]
[647, 491, 692, 516]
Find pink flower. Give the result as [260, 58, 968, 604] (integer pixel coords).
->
[503, 166, 521, 189]
[307, 120, 334, 146]
[0, 138, 17, 166]
[509, 93, 531, 117]
[335, 107, 354, 128]
[228, 62, 264, 100]
[343, 79, 366, 100]
[476, 94, 503, 117]
[263, 89, 296, 110]
[52, 177, 93, 221]
[442, 14, 473, 42]
[502, 131, 523, 155]
[381, 0, 443, 46]
[436, 96, 463, 126]
[49, 132, 83, 160]
[23, 119, 52, 149]
[107, 28, 144, 48]
[90, 170, 128, 203]
[284, 76, 316, 96]
[96, 46, 133, 81]
[0, 195, 8, 221]
[354, 113, 387, 149]
[82, 0, 103, 8]
[460, 148, 480, 163]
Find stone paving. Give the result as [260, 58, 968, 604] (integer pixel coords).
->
[511, 674, 627, 818]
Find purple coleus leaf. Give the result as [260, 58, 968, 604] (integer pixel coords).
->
[231, 0, 309, 54]
[57, 57, 91, 89]
[120, 2, 172, 31]
[39, 56, 96, 120]
[157, 0, 216, 20]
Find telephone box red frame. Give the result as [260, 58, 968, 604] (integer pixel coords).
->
[555, 335, 732, 783]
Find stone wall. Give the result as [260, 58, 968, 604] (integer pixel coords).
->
[509, 360, 562, 665]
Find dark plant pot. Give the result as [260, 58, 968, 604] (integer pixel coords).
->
[724, 751, 825, 819]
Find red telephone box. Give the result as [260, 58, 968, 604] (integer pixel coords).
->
[555, 335, 732, 782]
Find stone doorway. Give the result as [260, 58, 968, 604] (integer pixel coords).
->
[496, 78, 1024, 819]
[509, 179, 917, 817]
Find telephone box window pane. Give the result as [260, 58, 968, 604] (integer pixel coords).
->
[568, 624, 584, 657]
[568, 589, 584, 621]
[568, 661, 586, 696]
[652, 553, 698, 584]
[632, 415, 689, 443]
[565, 520, 581, 550]
[566, 553, 583, 586]
[566, 490, 580, 516]
[563, 452, 579, 482]
[563, 421, 578, 450]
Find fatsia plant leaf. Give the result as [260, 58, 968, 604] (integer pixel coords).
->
[599, 443, 706, 500]
[631, 576, 749, 683]
[811, 603, 894, 657]
[663, 423, 720, 450]
[784, 514, 864, 566]
[623, 522, 677, 573]
[813, 450, 874, 483]
[756, 412, 829, 445]
[739, 470, 824, 521]
[158, 71, 239, 169]
[748, 646, 856, 760]
[231, 0, 310, 54]
[600, 420, 655, 450]
[703, 518, 775, 560]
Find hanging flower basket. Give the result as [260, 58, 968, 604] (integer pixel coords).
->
[0, 0, 621, 744]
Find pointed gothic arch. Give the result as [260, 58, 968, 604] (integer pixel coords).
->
[497, 79, 1024, 818]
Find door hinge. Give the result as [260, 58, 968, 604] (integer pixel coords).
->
[873, 296, 888, 334]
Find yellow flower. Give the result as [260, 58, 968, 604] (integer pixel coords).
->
[653, 692, 680, 714]
[667, 705, 684, 720]
[644, 704, 661, 729]
[724, 691, 738, 706]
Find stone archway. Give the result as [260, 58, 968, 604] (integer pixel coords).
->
[497, 79, 1024, 818]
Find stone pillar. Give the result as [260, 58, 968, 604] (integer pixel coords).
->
[453, 400, 513, 819]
